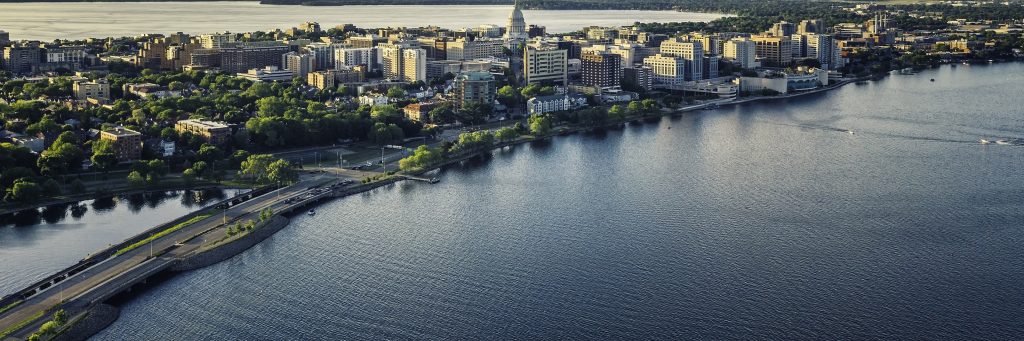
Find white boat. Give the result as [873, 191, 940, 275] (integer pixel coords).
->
[995, 140, 1011, 145]
[846, 130, 855, 135]
[980, 139, 991, 144]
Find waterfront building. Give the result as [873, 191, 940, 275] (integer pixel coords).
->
[526, 93, 588, 116]
[581, 52, 622, 89]
[453, 71, 496, 110]
[504, 0, 529, 45]
[174, 119, 230, 145]
[751, 35, 793, 67]
[524, 45, 568, 85]
[658, 38, 703, 81]
[200, 33, 236, 49]
[642, 54, 686, 89]
[702, 55, 719, 79]
[623, 66, 653, 91]
[236, 66, 294, 82]
[220, 43, 290, 74]
[282, 52, 315, 78]
[99, 127, 142, 163]
[723, 37, 758, 69]
[73, 79, 110, 103]
[805, 34, 841, 69]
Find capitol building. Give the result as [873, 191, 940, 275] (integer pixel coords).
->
[504, 0, 528, 45]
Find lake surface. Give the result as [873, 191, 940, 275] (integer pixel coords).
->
[96, 63, 1024, 340]
[0, 2, 725, 41]
[0, 188, 246, 297]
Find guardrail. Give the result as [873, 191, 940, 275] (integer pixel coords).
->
[0, 186, 275, 310]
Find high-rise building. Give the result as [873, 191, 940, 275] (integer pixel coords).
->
[348, 34, 387, 49]
[446, 38, 505, 61]
[504, 0, 528, 44]
[402, 48, 427, 82]
[302, 42, 336, 70]
[797, 19, 824, 34]
[751, 35, 793, 67]
[658, 38, 703, 81]
[524, 45, 568, 86]
[642, 54, 686, 88]
[723, 37, 757, 69]
[581, 52, 622, 89]
[769, 21, 796, 37]
[282, 52, 315, 78]
[3, 42, 42, 75]
[805, 34, 840, 69]
[453, 71, 496, 109]
[582, 44, 636, 68]
[0, 31, 9, 45]
[220, 43, 290, 74]
[702, 55, 719, 79]
[335, 47, 378, 72]
[623, 66, 653, 91]
[200, 33, 236, 49]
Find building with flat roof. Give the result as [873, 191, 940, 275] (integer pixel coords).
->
[453, 71, 496, 110]
[100, 127, 143, 162]
[220, 43, 290, 74]
[307, 70, 336, 89]
[237, 66, 294, 82]
[581, 52, 622, 89]
[751, 35, 793, 67]
[73, 79, 110, 103]
[175, 119, 230, 145]
[524, 45, 568, 86]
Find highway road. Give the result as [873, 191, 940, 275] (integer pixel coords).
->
[0, 173, 346, 339]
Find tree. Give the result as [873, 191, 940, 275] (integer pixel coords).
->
[266, 159, 298, 185]
[428, 103, 455, 124]
[370, 104, 400, 121]
[386, 86, 407, 98]
[458, 101, 493, 125]
[367, 122, 404, 145]
[497, 85, 520, 107]
[398, 145, 442, 171]
[608, 104, 626, 120]
[196, 144, 223, 163]
[127, 171, 146, 187]
[91, 139, 118, 173]
[529, 115, 552, 136]
[494, 127, 519, 142]
[52, 309, 67, 326]
[5, 179, 42, 203]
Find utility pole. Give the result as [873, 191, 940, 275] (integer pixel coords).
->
[149, 233, 154, 258]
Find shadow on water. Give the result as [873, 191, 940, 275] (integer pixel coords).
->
[91, 196, 117, 213]
[0, 189, 231, 229]
[40, 203, 70, 224]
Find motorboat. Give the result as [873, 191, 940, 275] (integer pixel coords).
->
[846, 130, 855, 135]
[980, 139, 991, 144]
[995, 140, 1011, 145]
[308, 209, 316, 216]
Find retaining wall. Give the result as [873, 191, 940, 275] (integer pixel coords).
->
[170, 216, 290, 272]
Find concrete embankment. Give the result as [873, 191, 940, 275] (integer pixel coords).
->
[171, 216, 290, 272]
[51, 304, 120, 341]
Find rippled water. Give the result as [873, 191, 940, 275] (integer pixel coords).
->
[96, 64, 1024, 340]
[0, 2, 725, 41]
[0, 189, 245, 296]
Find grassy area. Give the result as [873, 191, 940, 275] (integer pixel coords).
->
[0, 300, 22, 315]
[0, 309, 45, 339]
[114, 213, 215, 256]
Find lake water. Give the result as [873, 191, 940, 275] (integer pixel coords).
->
[96, 63, 1024, 340]
[0, 188, 246, 297]
[0, 2, 725, 41]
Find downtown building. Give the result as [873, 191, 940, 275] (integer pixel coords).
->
[658, 38, 703, 81]
[750, 35, 793, 67]
[581, 52, 622, 89]
[445, 38, 505, 61]
[642, 54, 686, 89]
[220, 42, 290, 74]
[453, 71, 496, 110]
[335, 47, 379, 72]
[524, 45, 568, 86]
[282, 51, 315, 78]
[723, 37, 758, 69]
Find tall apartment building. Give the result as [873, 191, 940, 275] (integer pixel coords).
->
[335, 47, 378, 72]
[453, 71, 496, 109]
[805, 34, 841, 69]
[445, 38, 504, 61]
[175, 119, 230, 145]
[282, 52, 315, 78]
[523, 45, 568, 86]
[623, 66, 653, 91]
[658, 38, 703, 81]
[200, 33, 236, 49]
[642, 54, 686, 89]
[702, 55, 719, 79]
[45, 45, 87, 65]
[770, 21, 796, 37]
[798, 19, 824, 34]
[581, 52, 622, 89]
[307, 70, 335, 89]
[100, 127, 143, 163]
[379, 43, 407, 81]
[723, 37, 758, 69]
[401, 48, 427, 83]
[220, 43, 290, 74]
[0, 31, 9, 45]
[751, 35, 793, 67]
[3, 42, 42, 75]
[302, 42, 336, 70]
[348, 35, 387, 49]
[582, 44, 636, 68]
[73, 79, 110, 102]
